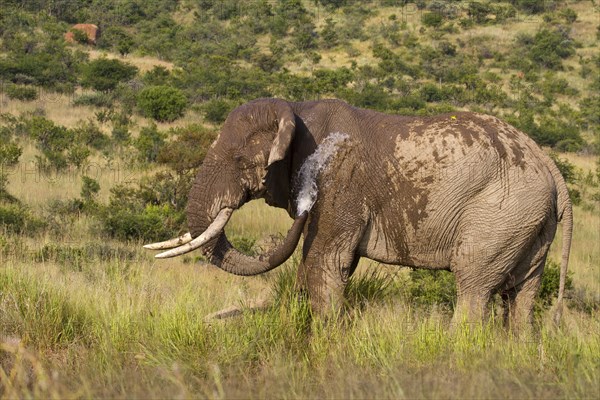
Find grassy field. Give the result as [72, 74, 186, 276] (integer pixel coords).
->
[1, 145, 599, 398]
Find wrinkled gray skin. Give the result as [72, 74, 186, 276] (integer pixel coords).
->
[183, 98, 572, 328]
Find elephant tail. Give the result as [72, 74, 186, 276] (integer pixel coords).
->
[553, 198, 572, 325]
[547, 160, 573, 326]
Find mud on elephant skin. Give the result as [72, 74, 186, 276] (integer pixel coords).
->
[145, 98, 572, 329]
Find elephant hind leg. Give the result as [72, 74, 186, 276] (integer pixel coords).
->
[450, 235, 525, 327]
[501, 265, 544, 335]
[451, 290, 492, 328]
[501, 220, 555, 333]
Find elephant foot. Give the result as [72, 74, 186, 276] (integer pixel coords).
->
[204, 296, 271, 323]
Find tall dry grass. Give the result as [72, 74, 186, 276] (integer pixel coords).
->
[1, 141, 599, 398]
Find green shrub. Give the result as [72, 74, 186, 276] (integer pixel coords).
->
[0, 203, 45, 234]
[0, 138, 22, 202]
[340, 84, 392, 112]
[467, 1, 492, 24]
[106, 110, 133, 145]
[421, 12, 443, 28]
[518, 0, 550, 13]
[391, 95, 427, 112]
[72, 92, 114, 108]
[313, 68, 354, 95]
[24, 116, 74, 170]
[101, 188, 185, 241]
[81, 58, 138, 92]
[579, 96, 600, 129]
[320, 18, 339, 49]
[98, 26, 135, 55]
[254, 53, 283, 73]
[137, 85, 188, 122]
[72, 120, 111, 151]
[158, 124, 217, 174]
[567, 188, 582, 206]
[528, 28, 575, 70]
[4, 84, 38, 101]
[407, 269, 456, 309]
[81, 176, 100, 203]
[548, 152, 576, 183]
[136, 172, 191, 212]
[142, 66, 172, 86]
[537, 258, 573, 308]
[345, 269, 400, 309]
[0, 203, 26, 233]
[560, 8, 578, 24]
[66, 145, 91, 168]
[134, 124, 166, 163]
[71, 28, 90, 44]
[292, 22, 318, 51]
[0, 45, 82, 90]
[202, 98, 233, 124]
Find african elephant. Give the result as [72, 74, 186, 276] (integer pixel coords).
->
[145, 98, 572, 328]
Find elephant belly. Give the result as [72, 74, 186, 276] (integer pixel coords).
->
[357, 217, 451, 269]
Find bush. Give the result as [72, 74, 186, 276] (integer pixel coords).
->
[579, 96, 600, 129]
[33, 243, 137, 272]
[24, 116, 74, 170]
[100, 184, 185, 241]
[313, 68, 353, 95]
[72, 120, 111, 151]
[0, 203, 45, 234]
[72, 92, 114, 108]
[320, 18, 339, 49]
[537, 258, 573, 308]
[134, 124, 166, 163]
[4, 84, 38, 101]
[158, 124, 217, 174]
[137, 85, 188, 122]
[229, 236, 257, 256]
[515, 0, 547, 14]
[81, 176, 100, 203]
[345, 269, 400, 309]
[98, 26, 135, 55]
[142, 66, 172, 86]
[407, 269, 456, 308]
[71, 28, 90, 45]
[528, 28, 575, 70]
[467, 1, 492, 24]
[202, 98, 233, 124]
[81, 58, 138, 92]
[340, 84, 392, 112]
[421, 12, 443, 28]
[0, 136, 22, 202]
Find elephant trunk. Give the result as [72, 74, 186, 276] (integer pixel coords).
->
[176, 155, 306, 275]
[207, 212, 307, 276]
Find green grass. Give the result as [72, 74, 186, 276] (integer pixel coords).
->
[1, 142, 599, 398]
[1, 217, 599, 398]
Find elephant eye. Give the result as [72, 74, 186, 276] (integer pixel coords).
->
[233, 154, 256, 170]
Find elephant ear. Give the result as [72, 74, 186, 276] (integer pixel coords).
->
[267, 101, 296, 167]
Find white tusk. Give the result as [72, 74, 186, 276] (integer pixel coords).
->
[143, 233, 192, 250]
[155, 208, 233, 259]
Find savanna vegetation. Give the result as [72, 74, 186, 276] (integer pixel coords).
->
[0, 0, 599, 398]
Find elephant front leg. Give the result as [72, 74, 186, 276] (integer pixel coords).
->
[299, 224, 365, 318]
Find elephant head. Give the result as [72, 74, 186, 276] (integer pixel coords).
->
[144, 98, 307, 276]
